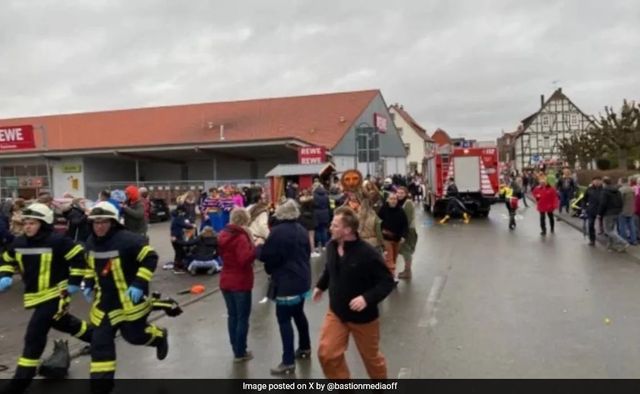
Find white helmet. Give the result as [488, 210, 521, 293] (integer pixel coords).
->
[22, 203, 54, 225]
[88, 201, 120, 221]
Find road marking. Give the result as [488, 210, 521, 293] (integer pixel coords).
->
[397, 367, 412, 379]
[418, 275, 447, 328]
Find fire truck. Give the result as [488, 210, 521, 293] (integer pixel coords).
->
[423, 145, 500, 217]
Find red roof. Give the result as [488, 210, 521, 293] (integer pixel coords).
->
[389, 104, 433, 142]
[431, 128, 452, 146]
[0, 90, 380, 153]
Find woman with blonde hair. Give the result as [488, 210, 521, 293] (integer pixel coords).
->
[218, 208, 257, 362]
[10, 198, 26, 236]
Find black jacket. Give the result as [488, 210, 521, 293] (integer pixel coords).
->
[582, 185, 603, 217]
[316, 238, 394, 324]
[378, 204, 409, 242]
[446, 183, 459, 197]
[0, 227, 85, 308]
[313, 187, 331, 226]
[184, 235, 217, 261]
[64, 205, 90, 243]
[259, 220, 311, 297]
[599, 185, 623, 217]
[85, 227, 158, 314]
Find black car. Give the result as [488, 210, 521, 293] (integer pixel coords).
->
[149, 198, 170, 223]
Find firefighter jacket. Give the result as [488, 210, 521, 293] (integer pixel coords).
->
[84, 227, 158, 326]
[0, 229, 85, 308]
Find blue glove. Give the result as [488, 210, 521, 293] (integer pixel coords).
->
[67, 284, 80, 295]
[83, 287, 94, 303]
[0, 277, 12, 292]
[126, 286, 144, 304]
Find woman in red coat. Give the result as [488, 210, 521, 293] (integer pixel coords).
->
[532, 177, 559, 236]
[218, 208, 257, 362]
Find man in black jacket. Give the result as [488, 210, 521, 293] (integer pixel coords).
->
[582, 176, 603, 246]
[599, 177, 628, 252]
[313, 206, 394, 379]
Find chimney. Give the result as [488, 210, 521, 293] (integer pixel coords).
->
[558, 87, 562, 94]
[540, 94, 545, 108]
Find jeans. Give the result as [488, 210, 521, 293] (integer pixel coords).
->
[315, 224, 329, 248]
[587, 214, 597, 243]
[539, 212, 554, 233]
[222, 291, 252, 358]
[276, 300, 311, 365]
[559, 191, 572, 213]
[603, 215, 628, 251]
[617, 215, 637, 245]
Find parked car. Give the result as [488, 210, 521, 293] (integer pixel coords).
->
[149, 198, 170, 222]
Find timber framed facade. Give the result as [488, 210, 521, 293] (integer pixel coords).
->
[514, 88, 595, 171]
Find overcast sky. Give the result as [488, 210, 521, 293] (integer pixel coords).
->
[1, 0, 638, 140]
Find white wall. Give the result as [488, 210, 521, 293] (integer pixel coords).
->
[51, 158, 85, 198]
[384, 157, 406, 176]
[390, 107, 423, 173]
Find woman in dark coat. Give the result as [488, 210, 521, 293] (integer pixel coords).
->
[377, 192, 409, 278]
[297, 189, 317, 256]
[312, 184, 331, 253]
[258, 199, 312, 375]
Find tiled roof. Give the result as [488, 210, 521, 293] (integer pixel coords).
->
[389, 104, 433, 142]
[431, 128, 452, 146]
[0, 90, 380, 153]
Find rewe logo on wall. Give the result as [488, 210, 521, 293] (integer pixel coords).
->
[0, 125, 36, 150]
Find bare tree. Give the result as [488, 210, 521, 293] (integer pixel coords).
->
[593, 100, 640, 169]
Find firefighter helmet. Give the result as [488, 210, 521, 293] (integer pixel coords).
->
[22, 203, 54, 225]
[88, 201, 120, 221]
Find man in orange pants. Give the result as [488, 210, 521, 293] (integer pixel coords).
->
[313, 206, 395, 379]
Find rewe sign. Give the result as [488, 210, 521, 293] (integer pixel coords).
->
[298, 146, 327, 165]
[0, 125, 36, 150]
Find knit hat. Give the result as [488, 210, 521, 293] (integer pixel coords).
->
[274, 199, 300, 221]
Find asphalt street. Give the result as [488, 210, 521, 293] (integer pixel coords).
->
[3, 203, 640, 379]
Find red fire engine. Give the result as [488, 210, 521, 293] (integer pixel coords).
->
[423, 145, 500, 217]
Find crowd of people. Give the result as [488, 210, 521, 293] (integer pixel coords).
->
[503, 165, 640, 252]
[0, 171, 423, 392]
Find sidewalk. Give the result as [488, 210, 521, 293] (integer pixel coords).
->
[526, 194, 640, 260]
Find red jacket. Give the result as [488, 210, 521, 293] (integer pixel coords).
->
[218, 224, 256, 292]
[533, 185, 559, 213]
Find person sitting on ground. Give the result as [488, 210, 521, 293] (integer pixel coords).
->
[169, 205, 195, 272]
[183, 226, 221, 275]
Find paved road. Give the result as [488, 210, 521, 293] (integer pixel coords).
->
[4, 203, 640, 379]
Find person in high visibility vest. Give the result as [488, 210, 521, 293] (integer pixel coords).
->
[0, 203, 93, 392]
[499, 184, 518, 230]
[83, 202, 168, 393]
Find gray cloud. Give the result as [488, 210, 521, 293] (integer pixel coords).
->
[1, 0, 638, 141]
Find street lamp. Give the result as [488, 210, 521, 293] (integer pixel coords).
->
[354, 122, 376, 177]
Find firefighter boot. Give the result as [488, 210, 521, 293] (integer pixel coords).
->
[156, 329, 169, 361]
[463, 213, 470, 224]
[439, 215, 450, 224]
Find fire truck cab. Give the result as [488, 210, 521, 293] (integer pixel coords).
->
[423, 145, 500, 217]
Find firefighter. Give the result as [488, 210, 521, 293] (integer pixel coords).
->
[0, 203, 92, 392]
[439, 178, 470, 224]
[499, 184, 518, 230]
[83, 201, 168, 393]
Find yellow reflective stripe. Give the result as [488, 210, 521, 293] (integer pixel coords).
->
[70, 268, 86, 277]
[16, 253, 24, 274]
[74, 321, 88, 338]
[145, 324, 164, 338]
[18, 357, 40, 368]
[23, 281, 68, 308]
[136, 267, 153, 282]
[111, 258, 133, 310]
[64, 245, 84, 261]
[90, 361, 116, 373]
[126, 301, 152, 321]
[136, 246, 153, 262]
[38, 253, 52, 292]
[90, 307, 105, 326]
[0, 265, 15, 274]
[85, 256, 96, 279]
[2, 251, 14, 262]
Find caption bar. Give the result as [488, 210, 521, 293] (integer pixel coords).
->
[243, 381, 399, 392]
